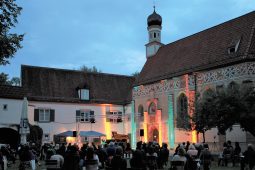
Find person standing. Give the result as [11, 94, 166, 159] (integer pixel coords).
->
[243, 144, 255, 170]
[199, 144, 212, 170]
[63, 145, 80, 170]
[111, 147, 127, 170]
[84, 146, 99, 170]
[232, 142, 241, 167]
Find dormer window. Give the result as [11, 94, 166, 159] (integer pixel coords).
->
[228, 38, 241, 54]
[228, 46, 236, 54]
[78, 88, 89, 100]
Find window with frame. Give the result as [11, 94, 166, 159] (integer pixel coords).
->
[76, 110, 95, 123]
[39, 109, 50, 122]
[177, 93, 189, 129]
[106, 111, 122, 123]
[34, 108, 55, 122]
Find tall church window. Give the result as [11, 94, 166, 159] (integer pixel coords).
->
[203, 88, 214, 99]
[138, 105, 144, 121]
[216, 85, 224, 94]
[148, 102, 156, 115]
[177, 93, 189, 129]
[227, 81, 239, 94]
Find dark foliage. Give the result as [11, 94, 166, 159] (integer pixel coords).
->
[0, 0, 24, 65]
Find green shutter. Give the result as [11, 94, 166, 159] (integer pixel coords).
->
[50, 109, 55, 122]
[34, 109, 39, 121]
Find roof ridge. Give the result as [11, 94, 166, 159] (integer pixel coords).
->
[163, 10, 255, 48]
[21, 64, 135, 78]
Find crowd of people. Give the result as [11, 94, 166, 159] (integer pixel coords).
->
[217, 140, 255, 169]
[0, 140, 255, 170]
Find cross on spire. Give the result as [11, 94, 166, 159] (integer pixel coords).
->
[153, 0, 156, 12]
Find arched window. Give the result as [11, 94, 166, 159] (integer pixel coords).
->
[177, 93, 189, 129]
[154, 32, 156, 38]
[227, 81, 239, 94]
[203, 88, 214, 99]
[228, 81, 239, 90]
[148, 102, 156, 115]
[138, 105, 144, 121]
[202, 88, 216, 103]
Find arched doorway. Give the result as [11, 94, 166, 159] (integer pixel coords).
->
[148, 127, 159, 143]
[152, 129, 159, 143]
[0, 128, 20, 148]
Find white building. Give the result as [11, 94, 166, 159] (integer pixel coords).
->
[0, 65, 134, 146]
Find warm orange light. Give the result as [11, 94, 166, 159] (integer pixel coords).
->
[66, 137, 76, 144]
[192, 130, 197, 143]
[102, 105, 112, 140]
[185, 74, 197, 143]
[105, 122, 111, 140]
[156, 110, 162, 146]
[143, 112, 148, 142]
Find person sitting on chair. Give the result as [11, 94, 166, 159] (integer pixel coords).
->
[171, 148, 187, 170]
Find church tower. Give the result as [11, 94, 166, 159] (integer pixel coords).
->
[146, 7, 164, 58]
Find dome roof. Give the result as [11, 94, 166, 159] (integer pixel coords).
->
[147, 9, 162, 27]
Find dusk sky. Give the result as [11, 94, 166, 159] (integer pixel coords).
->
[1, 0, 254, 78]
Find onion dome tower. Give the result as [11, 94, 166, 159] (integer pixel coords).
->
[146, 6, 164, 58]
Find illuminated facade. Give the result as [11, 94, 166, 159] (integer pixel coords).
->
[132, 10, 255, 149]
[0, 66, 134, 144]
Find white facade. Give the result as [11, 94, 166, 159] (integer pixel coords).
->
[0, 98, 23, 130]
[0, 98, 132, 143]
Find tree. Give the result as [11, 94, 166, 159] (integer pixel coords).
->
[0, 0, 24, 65]
[0, 0, 24, 85]
[131, 71, 140, 80]
[192, 83, 255, 140]
[0, 73, 20, 86]
[233, 84, 255, 136]
[191, 91, 218, 142]
[0, 72, 11, 85]
[80, 65, 101, 73]
[10, 76, 20, 86]
[27, 124, 43, 144]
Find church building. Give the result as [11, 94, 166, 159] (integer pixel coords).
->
[132, 9, 255, 149]
[0, 8, 254, 149]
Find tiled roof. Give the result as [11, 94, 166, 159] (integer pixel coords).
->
[21, 65, 135, 105]
[0, 85, 29, 99]
[137, 11, 255, 85]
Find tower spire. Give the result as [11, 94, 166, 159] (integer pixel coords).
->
[146, 4, 163, 58]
